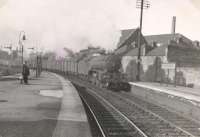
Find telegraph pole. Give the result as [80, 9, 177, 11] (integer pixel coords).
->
[136, 0, 150, 81]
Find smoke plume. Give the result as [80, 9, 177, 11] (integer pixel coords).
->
[0, 0, 138, 56]
[0, 0, 200, 58]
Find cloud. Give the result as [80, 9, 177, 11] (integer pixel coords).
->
[0, 0, 131, 56]
[0, 0, 200, 58]
[190, 0, 200, 10]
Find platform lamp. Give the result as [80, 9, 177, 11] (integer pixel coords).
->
[136, 0, 150, 81]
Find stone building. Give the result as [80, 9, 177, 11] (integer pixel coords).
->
[116, 29, 200, 87]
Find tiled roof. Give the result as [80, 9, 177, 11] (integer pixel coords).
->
[144, 33, 197, 56]
[115, 45, 128, 55]
[125, 44, 146, 56]
[145, 33, 193, 46]
[146, 45, 168, 56]
[115, 28, 148, 56]
[117, 29, 137, 48]
[125, 48, 139, 56]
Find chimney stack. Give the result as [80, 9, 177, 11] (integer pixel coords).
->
[171, 16, 176, 34]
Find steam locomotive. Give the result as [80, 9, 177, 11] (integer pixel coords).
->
[43, 58, 131, 92]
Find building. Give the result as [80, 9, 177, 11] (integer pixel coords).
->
[117, 28, 200, 87]
[115, 28, 150, 56]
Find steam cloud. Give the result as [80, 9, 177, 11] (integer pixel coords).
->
[0, 0, 200, 57]
[0, 0, 138, 56]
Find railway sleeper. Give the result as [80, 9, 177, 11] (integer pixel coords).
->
[101, 123, 124, 128]
[76, 81, 199, 137]
[106, 128, 135, 134]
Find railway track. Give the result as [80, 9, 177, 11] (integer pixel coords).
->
[69, 76, 200, 137]
[74, 84, 148, 137]
[120, 92, 200, 137]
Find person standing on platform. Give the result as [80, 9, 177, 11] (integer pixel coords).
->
[22, 61, 30, 84]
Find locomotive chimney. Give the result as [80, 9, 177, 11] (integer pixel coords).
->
[171, 16, 176, 34]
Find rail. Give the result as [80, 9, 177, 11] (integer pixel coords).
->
[74, 84, 148, 137]
[71, 75, 200, 137]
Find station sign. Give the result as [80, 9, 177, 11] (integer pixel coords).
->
[161, 63, 176, 69]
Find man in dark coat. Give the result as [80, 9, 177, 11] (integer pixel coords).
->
[22, 61, 30, 84]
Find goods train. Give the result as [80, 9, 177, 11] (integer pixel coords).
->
[42, 60, 131, 92]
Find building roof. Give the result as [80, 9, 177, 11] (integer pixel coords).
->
[117, 29, 137, 48]
[115, 28, 148, 56]
[145, 33, 194, 47]
[145, 33, 176, 45]
[124, 41, 150, 56]
[125, 48, 139, 56]
[146, 45, 168, 56]
[116, 31, 197, 58]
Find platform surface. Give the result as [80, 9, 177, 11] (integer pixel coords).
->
[52, 73, 92, 137]
[130, 82, 200, 105]
[0, 72, 92, 137]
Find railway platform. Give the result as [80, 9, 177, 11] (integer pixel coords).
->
[0, 72, 92, 137]
[131, 82, 200, 104]
[52, 73, 92, 137]
[130, 82, 200, 123]
[0, 70, 35, 81]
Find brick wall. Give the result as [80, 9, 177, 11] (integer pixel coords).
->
[121, 56, 137, 81]
[177, 67, 200, 87]
[167, 46, 200, 87]
[122, 55, 167, 82]
[122, 45, 200, 87]
[168, 46, 200, 67]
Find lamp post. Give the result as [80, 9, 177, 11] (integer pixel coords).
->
[136, 0, 150, 81]
[19, 31, 26, 72]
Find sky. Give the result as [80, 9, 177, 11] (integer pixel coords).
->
[0, 0, 200, 56]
